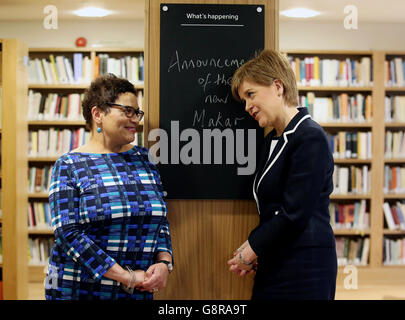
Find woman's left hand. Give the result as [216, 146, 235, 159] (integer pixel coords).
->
[227, 242, 258, 276]
[138, 263, 169, 293]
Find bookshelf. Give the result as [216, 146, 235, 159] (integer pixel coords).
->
[1, 39, 29, 299]
[27, 47, 145, 281]
[382, 51, 405, 266]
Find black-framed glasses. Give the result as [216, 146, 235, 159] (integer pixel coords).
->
[106, 103, 144, 120]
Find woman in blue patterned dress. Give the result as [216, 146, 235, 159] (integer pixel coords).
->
[45, 74, 173, 300]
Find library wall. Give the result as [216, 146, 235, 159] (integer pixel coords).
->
[0, 20, 144, 48]
[1, 20, 405, 51]
[280, 21, 405, 51]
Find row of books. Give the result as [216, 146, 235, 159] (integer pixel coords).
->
[383, 202, 405, 230]
[300, 92, 372, 123]
[28, 202, 51, 230]
[28, 91, 83, 121]
[287, 56, 372, 87]
[384, 166, 405, 194]
[385, 130, 405, 159]
[332, 165, 370, 195]
[327, 131, 372, 159]
[28, 52, 145, 85]
[335, 236, 370, 266]
[383, 237, 405, 265]
[385, 96, 405, 122]
[28, 129, 144, 158]
[28, 237, 53, 266]
[385, 58, 405, 87]
[330, 200, 370, 230]
[95, 54, 144, 84]
[28, 166, 53, 194]
[28, 128, 91, 157]
[28, 54, 93, 84]
[28, 90, 144, 122]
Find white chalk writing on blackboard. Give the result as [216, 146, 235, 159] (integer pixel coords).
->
[198, 73, 232, 92]
[193, 109, 245, 128]
[168, 50, 245, 73]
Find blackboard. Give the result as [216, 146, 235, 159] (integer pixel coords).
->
[156, 3, 265, 199]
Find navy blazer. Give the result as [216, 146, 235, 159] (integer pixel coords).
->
[248, 108, 335, 261]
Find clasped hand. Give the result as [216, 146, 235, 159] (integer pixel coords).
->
[131, 263, 170, 293]
[227, 240, 258, 277]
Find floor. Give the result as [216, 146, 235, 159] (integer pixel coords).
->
[28, 282, 405, 300]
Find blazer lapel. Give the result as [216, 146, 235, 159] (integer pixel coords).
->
[253, 108, 312, 210]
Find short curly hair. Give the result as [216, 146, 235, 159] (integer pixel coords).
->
[82, 73, 138, 129]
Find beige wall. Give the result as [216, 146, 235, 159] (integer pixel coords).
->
[0, 19, 405, 51]
[280, 20, 405, 51]
[0, 20, 145, 48]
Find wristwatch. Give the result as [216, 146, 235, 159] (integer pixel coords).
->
[156, 260, 173, 273]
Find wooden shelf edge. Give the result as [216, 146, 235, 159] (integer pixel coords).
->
[28, 228, 53, 235]
[320, 122, 372, 128]
[384, 194, 405, 199]
[385, 86, 405, 91]
[284, 49, 373, 55]
[28, 120, 144, 128]
[29, 120, 86, 126]
[383, 229, 405, 235]
[334, 229, 371, 236]
[331, 194, 371, 199]
[333, 159, 372, 164]
[29, 47, 144, 53]
[28, 157, 59, 162]
[29, 84, 89, 89]
[298, 86, 373, 91]
[28, 193, 48, 198]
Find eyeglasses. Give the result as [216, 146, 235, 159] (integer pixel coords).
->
[106, 103, 144, 120]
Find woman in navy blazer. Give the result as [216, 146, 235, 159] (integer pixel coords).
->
[227, 50, 337, 300]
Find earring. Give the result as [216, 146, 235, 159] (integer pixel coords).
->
[97, 127, 102, 133]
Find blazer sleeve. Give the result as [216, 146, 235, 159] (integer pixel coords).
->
[248, 128, 331, 257]
[49, 157, 116, 279]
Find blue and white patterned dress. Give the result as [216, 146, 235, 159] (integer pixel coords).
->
[44, 146, 172, 300]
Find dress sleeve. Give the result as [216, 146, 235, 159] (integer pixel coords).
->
[152, 162, 173, 259]
[49, 157, 116, 279]
[248, 128, 332, 257]
[156, 221, 173, 258]
[139, 147, 174, 260]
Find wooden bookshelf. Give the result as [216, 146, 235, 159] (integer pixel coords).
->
[381, 51, 405, 267]
[1, 39, 29, 299]
[27, 47, 145, 281]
